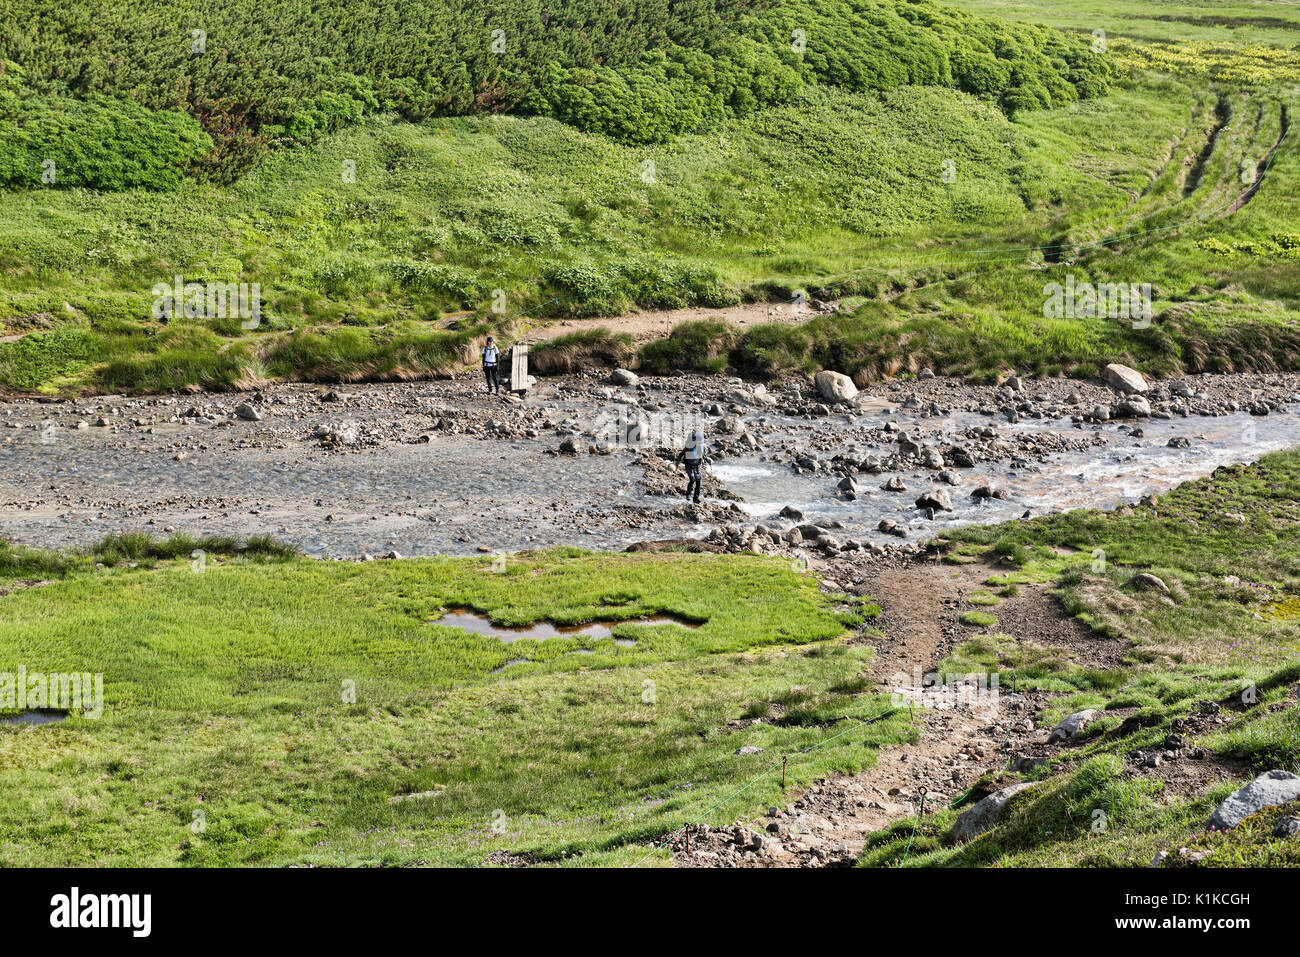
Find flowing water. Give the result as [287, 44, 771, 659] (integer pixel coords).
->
[711, 406, 1299, 543]
[0, 391, 1296, 556]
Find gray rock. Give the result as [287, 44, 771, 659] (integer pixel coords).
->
[610, 368, 639, 387]
[233, 403, 262, 421]
[1050, 709, 1101, 741]
[953, 783, 1037, 843]
[1125, 572, 1169, 594]
[1117, 396, 1151, 418]
[814, 370, 858, 403]
[915, 488, 953, 512]
[1273, 816, 1300, 838]
[877, 518, 907, 538]
[1104, 363, 1148, 394]
[1210, 771, 1300, 829]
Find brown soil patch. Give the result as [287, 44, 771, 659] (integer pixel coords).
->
[517, 298, 834, 348]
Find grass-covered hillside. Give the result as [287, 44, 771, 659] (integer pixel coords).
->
[0, 0, 1109, 166]
[0, 0, 1296, 395]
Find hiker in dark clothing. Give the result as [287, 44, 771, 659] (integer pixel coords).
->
[482, 336, 501, 394]
[675, 429, 708, 504]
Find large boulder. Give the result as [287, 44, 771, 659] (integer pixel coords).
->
[814, 370, 858, 404]
[915, 488, 954, 512]
[1116, 396, 1151, 418]
[953, 783, 1038, 843]
[1210, 771, 1300, 830]
[1104, 363, 1148, 395]
[610, 368, 639, 387]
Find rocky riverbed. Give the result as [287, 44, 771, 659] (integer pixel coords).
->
[2, 368, 1297, 560]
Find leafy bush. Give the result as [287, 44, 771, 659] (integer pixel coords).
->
[639, 319, 740, 374]
[0, 64, 211, 190]
[0, 0, 1113, 176]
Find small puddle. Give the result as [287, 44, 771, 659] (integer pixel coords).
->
[431, 609, 701, 642]
[1, 710, 67, 726]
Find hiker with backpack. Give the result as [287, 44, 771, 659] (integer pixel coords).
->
[482, 336, 502, 394]
[675, 429, 709, 504]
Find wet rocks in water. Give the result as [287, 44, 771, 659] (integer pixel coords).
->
[814, 370, 857, 404]
[947, 445, 976, 468]
[1104, 363, 1148, 395]
[877, 518, 907, 538]
[914, 489, 953, 512]
[882, 476, 907, 492]
[1116, 396, 1151, 418]
[971, 485, 1006, 500]
[1273, 816, 1300, 838]
[779, 505, 804, 521]
[1167, 436, 1191, 449]
[1209, 771, 1300, 830]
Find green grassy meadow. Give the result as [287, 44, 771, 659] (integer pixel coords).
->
[0, 548, 911, 866]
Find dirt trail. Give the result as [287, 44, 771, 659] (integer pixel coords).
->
[1224, 104, 1290, 217]
[671, 556, 1061, 868]
[515, 298, 833, 347]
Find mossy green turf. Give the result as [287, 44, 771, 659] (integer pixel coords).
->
[0, 548, 913, 865]
[860, 450, 1300, 868]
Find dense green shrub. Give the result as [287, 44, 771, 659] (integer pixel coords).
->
[0, 62, 211, 190]
[638, 319, 741, 374]
[0, 0, 1113, 181]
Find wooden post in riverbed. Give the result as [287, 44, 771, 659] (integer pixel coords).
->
[510, 344, 529, 393]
